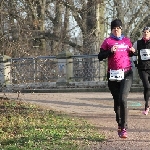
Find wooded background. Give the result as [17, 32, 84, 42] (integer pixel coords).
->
[0, 0, 149, 58]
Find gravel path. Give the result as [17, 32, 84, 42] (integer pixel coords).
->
[3, 92, 150, 150]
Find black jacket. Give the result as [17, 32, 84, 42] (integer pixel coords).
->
[134, 38, 150, 70]
[98, 48, 112, 61]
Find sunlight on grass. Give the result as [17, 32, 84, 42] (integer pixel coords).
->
[0, 99, 105, 150]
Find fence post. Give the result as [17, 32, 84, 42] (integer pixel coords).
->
[56, 51, 73, 86]
[0, 55, 11, 90]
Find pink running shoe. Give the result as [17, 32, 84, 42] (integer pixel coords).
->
[143, 107, 149, 115]
[119, 128, 127, 138]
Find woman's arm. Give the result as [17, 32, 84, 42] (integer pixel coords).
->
[98, 48, 112, 61]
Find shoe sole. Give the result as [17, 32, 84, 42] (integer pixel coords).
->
[120, 135, 127, 138]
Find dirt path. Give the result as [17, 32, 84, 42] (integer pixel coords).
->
[3, 92, 150, 150]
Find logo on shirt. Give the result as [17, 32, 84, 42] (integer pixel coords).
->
[114, 43, 129, 51]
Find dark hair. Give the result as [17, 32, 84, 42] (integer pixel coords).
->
[142, 27, 150, 32]
[111, 19, 122, 30]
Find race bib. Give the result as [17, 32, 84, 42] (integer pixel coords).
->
[140, 49, 150, 60]
[109, 69, 124, 81]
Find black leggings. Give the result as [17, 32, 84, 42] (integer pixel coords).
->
[107, 70, 133, 129]
[138, 70, 150, 110]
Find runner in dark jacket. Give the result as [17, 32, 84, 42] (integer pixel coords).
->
[132, 27, 150, 115]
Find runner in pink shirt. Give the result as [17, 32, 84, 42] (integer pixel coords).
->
[98, 19, 136, 138]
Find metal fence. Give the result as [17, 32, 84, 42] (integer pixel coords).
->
[11, 56, 58, 84]
[0, 54, 139, 92]
[10, 55, 107, 85]
[71, 55, 107, 82]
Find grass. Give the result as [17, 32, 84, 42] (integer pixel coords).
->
[0, 99, 105, 150]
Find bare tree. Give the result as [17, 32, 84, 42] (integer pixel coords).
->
[104, 0, 149, 42]
[0, 0, 149, 58]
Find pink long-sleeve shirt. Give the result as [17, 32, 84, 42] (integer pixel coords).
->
[101, 36, 132, 71]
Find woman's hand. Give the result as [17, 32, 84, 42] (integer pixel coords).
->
[129, 47, 135, 53]
[111, 45, 118, 53]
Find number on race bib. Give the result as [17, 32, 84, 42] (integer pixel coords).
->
[140, 49, 150, 60]
[109, 69, 124, 81]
